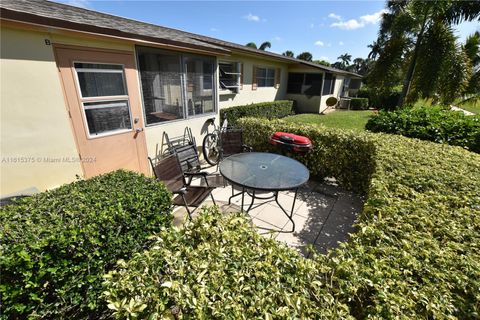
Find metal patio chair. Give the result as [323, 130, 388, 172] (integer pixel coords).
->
[149, 155, 216, 219]
[172, 143, 225, 187]
[219, 128, 253, 161]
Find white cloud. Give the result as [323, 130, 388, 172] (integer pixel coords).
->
[331, 19, 364, 30]
[243, 13, 260, 22]
[210, 27, 219, 32]
[273, 36, 282, 41]
[330, 9, 387, 30]
[328, 13, 342, 21]
[360, 9, 388, 24]
[314, 40, 324, 46]
[339, 41, 344, 46]
[64, 0, 91, 8]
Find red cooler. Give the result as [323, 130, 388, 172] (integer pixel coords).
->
[269, 132, 313, 154]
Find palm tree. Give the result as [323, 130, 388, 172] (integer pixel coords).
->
[463, 31, 480, 95]
[367, 40, 384, 60]
[337, 53, 352, 70]
[259, 41, 271, 51]
[372, 0, 480, 105]
[282, 50, 294, 57]
[296, 52, 313, 61]
[245, 41, 271, 51]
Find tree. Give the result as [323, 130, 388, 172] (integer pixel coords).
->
[463, 31, 480, 95]
[337, 53, 352, 70]
[347, 57, 374, 75]
[312, 59, 331, 66]
[370, 0, 480, 106]
[245, 41, 271, 51]
[367, 40, 384, 60]
[259, 41, 271, 51]
[282, 50, 295, 57]
[296, 52, 313, 61]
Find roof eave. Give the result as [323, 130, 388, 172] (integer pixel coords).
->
[0, 7, 231, 55]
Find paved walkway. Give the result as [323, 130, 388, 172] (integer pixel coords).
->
[451, 105, 475, 115]
[173, 177, 364, 256]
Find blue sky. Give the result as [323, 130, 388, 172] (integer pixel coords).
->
[57, 0, 479, 63]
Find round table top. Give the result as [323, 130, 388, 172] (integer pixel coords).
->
[219, 152, 310, 191]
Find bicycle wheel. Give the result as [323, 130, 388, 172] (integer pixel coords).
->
[202, 133, 220, 165]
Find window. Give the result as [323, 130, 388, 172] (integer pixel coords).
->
[137, 46, 216, 125]
[287, 73, 303, 94]
[322, 73, 336, 95]
[341, 77, 351, 97]
[256, 67, 275, 87]
[219, 62, 241, 93]
[74, 63, 132, 137]
[287, 72, 323, 96]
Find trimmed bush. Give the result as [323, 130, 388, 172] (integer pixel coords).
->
[366, 106, 480, 153]
[349, 97, 369, 110]
[103, 120, 480, 318]
[238, 117, 376, 193]
[103, 207, 351, 319]
[220, 100, 295, 126]
[358, 86, 401, 110]
[0, 170, 172, 319]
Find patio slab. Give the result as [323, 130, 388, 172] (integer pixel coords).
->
[172, 176, 364, 256]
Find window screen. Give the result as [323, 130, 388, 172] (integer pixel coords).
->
[287, 73, 303, 94]
[322, 73, 333, 95]
[136, 46, 216, 125]
[304, 73, 323, 96]
[256, 67, 275, 87]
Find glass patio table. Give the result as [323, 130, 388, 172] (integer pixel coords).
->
[219, 152, 310, 232]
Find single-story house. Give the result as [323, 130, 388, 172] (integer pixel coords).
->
[0, 0, 362, 197]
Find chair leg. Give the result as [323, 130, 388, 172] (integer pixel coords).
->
[210, 193, 216, 206]
[181, 194, 193, 220]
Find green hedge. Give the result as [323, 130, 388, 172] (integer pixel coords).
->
[104, 119, 480, 319]
[220, 100, 295, 126]
[238, 117, 376, 193]
[366, 106, 480, 153]
[349, 97, 369, 110]
[358, 86, 402, 110]
[0, 170, 172, 319]
[103, 207, 351, 319]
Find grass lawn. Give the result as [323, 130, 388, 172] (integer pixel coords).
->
[284, 110, 375, 131]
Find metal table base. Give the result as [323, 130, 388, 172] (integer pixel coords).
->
[228, 185, 298, 232]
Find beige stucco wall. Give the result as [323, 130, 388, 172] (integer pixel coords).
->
[0, 26, 85, 196]
[218, 54, 287, 109]
[0, 23, 146, 196]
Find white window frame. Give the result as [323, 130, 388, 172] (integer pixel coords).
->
[219, 61, 241, 94]
[256, 67, 275, 88]
[73, 61, 134, 139]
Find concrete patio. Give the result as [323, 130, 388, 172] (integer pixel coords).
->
[173, 175, 364, 256]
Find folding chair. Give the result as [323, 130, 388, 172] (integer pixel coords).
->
[149, 155, 216, 219]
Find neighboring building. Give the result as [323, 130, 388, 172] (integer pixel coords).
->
[0, 0, 361, 196]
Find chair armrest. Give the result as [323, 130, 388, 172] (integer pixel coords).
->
[184, 172, 208, 177]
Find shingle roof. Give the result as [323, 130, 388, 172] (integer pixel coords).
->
[0, 0, 361, 77]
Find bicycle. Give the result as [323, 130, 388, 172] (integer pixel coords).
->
[202, 117, 227, 166]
